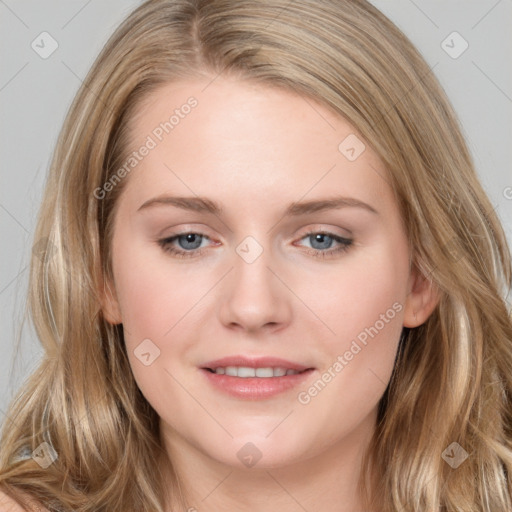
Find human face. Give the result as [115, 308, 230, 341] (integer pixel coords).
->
[104, 76, 423, 470]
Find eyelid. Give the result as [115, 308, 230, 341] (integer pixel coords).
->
[296, 223, 352, 237]
[156, 223, 217, 238]
[158, 224, 351, 245]
[157, 226, 354, 261]
[292, 230, 353, 255]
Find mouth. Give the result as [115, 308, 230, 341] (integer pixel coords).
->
[203, 366, 309, 377]
[199, 356, 315, 400]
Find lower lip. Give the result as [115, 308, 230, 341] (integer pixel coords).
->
[200, 368, 315, 400]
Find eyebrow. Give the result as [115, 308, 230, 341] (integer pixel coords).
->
[137, 195, 379, 216]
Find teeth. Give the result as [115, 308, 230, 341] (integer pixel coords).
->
[238, 367, 255, 378]
[255, 367, 273, 378]
[225, 366, 238, 376]
[213, 366, 300, 378]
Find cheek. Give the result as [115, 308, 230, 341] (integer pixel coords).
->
[111, 244, 200, 405]
[295, 242, 407, 407]
[301, 243, 407, 346]
[293, 242, 407, 429]
[112, 237, 205, 341]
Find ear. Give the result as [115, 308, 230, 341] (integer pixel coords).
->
[403, 263, 440, 328]
[98, 273, 123, 325]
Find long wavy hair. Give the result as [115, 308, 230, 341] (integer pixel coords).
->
[1, 0, 511, 510]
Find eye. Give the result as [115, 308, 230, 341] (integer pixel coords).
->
[295, 231, 353, 259]
[158, 232, 213, 259]
[157, 230, 353, 260]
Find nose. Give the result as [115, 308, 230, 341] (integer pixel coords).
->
[218, 241, 293, 334]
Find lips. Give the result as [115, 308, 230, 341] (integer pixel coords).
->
[201, 355, 311, 373]
[206, 366, 302, 377]
[200, 355, 315, 400]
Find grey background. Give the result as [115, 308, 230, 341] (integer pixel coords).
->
[1, 0, 511, 424]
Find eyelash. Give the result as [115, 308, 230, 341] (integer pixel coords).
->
[157, 230, 353, 260]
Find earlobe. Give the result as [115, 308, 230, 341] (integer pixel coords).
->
[403, 265, 440, 328]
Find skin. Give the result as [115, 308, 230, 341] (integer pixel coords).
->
[102, 76, 439, 512]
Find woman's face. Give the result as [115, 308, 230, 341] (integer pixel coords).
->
[103, 77, 435, 470]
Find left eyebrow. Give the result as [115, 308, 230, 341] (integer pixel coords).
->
[285, 196, 379, 216]
[137, 195, 379, 216]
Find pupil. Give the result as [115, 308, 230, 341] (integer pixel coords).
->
[179, 234, 202, 250]
[311, 233, 332, 250]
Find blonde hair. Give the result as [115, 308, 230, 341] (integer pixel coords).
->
[1, 0, 511, 510]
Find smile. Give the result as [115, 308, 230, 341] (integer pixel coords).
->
[205, 366, 305, 377]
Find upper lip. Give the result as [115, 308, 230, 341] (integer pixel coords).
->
[201, 355, 312, 372]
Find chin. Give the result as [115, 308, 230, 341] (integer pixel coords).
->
[206, 434, 311, 470]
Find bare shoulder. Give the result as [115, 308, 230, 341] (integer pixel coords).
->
[0, 490, 48, 512]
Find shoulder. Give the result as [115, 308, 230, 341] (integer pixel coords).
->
[0, 490, 48, 512]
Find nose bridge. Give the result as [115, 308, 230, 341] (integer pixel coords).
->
[218, 233, 291, 331]
[232, 233, 279, 305]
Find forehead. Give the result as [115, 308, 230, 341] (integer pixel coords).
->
[120, 77, 394, 217]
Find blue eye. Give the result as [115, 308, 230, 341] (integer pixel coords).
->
[158, 231, 353, 259]
[173, 233, 204, 250]
[296, 231, 353, 259]
[158, 233, 210, 258]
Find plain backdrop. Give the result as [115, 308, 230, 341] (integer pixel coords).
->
[1, 0, 511, 425]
